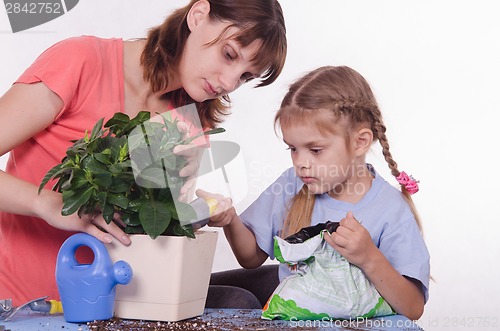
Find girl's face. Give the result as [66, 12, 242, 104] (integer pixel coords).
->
[282, 122, 360, 197]
[178, 17, 263, 102]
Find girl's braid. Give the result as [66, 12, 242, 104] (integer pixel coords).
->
[335, 99, 398, 180]
[370, 107, 400, 179]
[371, 108, 423, 231]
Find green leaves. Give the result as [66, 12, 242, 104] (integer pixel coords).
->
[61, 187, 93, 216]
[105, 111, 151, 137]
[39, 163, 65, 194]
[139, 201, 171, 240]
[38, 111, 225, 239]
[184, 127, 226, 145]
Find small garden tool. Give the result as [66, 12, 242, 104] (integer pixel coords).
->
[0, 296, 62, 322]
[188, 197, 218, 227]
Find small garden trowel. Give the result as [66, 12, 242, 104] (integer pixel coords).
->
[0, 296, 63, 322]
[188, 197, 218, 228]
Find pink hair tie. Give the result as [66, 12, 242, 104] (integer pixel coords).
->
[396, 171, 419, 195]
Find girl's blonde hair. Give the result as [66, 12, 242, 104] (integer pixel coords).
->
[141, 0, 287, 129]
[275, 66, 422, 238]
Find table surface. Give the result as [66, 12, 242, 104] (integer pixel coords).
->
[1, 308, 423, 331]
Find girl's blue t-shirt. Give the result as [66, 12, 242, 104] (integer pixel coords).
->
[240, 164, 430, 302]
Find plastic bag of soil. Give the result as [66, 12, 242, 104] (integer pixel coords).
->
[261, 221, 394, 321]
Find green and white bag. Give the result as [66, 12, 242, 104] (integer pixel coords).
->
[262, 222, 394, 321]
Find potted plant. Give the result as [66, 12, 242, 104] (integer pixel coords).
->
[39, 111, 224, 321]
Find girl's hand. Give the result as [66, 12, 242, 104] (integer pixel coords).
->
[173, 121, 204, 202]
[324, 211, 377, 269]
[326, 211, 425, 319]
[36, 189, 131, 245]
[195, 189, 236, 227]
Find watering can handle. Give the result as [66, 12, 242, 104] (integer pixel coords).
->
[56, 233, 112, 274]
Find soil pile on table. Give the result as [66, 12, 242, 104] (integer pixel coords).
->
[86, 310, 332, 331]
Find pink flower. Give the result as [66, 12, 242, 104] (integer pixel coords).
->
[396, 171, 419, 195]
[396, 172, 411, 185]
[405, 181, 419, 194]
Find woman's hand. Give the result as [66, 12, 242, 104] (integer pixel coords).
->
[324, 211, 377, 269]
[195, 189, 236, 227]
[36, 189, 131, 246]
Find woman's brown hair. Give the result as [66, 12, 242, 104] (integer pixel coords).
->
[141, 0, 287, 129]
[275, 66, 422, 238]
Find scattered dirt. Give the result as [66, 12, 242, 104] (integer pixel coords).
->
[86, 310, 321, 331]
[86, 309, 408, 331]
[87, 316, 219, 331]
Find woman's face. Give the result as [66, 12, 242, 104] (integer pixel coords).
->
[178, 17, 263, 102]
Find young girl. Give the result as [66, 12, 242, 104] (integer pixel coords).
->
[199, 66, 430, 320]
[0, 0, 287, 305]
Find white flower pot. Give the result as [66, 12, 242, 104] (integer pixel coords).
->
[106, 230, 218, 322]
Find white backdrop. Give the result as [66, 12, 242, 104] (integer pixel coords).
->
[1, 1, 499, 330]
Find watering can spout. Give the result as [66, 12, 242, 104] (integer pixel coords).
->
[113, 260, 133, 285]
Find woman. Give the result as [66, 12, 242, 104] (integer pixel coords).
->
[0, 0, 287, 305]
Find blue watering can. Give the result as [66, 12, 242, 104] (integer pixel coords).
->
[56, 233, 133, 323]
